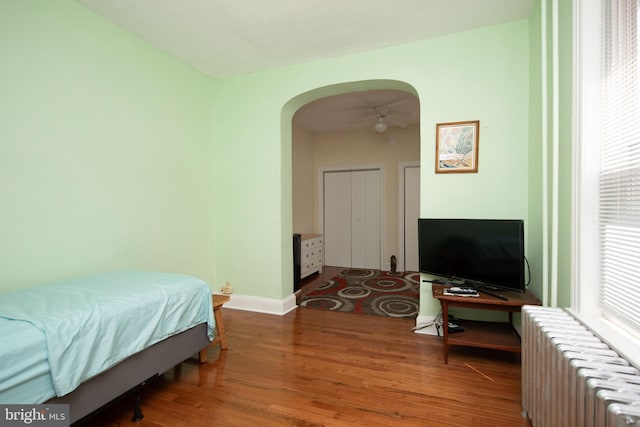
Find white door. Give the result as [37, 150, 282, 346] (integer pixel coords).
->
[324, 171, 352, 267]
[403, 165, 420, 271]
[351, 170, 381, 268]
[323, 169, 382, 269]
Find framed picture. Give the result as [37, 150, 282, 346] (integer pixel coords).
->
[435, 120, 479, 173]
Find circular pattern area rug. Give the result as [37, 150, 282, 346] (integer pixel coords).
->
[299, 269, 420, 318]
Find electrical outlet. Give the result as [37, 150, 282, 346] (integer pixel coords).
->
[220, 281, 233, 294]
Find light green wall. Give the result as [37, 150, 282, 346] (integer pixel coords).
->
[557, 0, 573, 308]
[528, 0, 573, 307]
[0, 1, 215, 291]
[0, 2, 539, 312]
[528, 0, 544, 302]
[211, 21, 531, 304]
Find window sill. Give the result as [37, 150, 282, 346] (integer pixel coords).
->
[567, 308, 640, 371]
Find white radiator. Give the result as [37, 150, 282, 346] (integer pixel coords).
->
[522, 306, 640, 427]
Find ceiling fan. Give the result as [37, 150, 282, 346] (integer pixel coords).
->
[373, 107, 392, 133]
[352, 105, 411, 134]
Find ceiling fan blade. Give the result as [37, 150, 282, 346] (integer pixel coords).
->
[386, 117, 410, 128]
[349, 116, 375, 125]
[386, 111, 413, 119]
[390, 122, 409, 129]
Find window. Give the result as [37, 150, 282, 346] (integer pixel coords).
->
[600, 0, 640, 334]
[574, 0, 640, 356]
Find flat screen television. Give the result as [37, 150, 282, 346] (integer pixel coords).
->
[418, 218, 526, 293]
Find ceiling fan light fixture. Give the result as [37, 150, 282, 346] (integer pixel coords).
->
[374, 121, 387, 133]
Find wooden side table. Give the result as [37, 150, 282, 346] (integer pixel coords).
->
[199, 294, 230, 363]
[431, 285, 541, 364]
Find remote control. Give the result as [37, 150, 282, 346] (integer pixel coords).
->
[447, 287, 478, 294]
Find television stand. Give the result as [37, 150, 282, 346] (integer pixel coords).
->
[475, 286, 509, 301]
[431, 284, 541, 364]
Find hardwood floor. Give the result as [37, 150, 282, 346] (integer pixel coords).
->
[79, 274, 532, 426]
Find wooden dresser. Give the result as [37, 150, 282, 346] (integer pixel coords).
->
[300, 233, 324, 279]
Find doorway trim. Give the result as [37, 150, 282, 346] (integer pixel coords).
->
[398, 161, 420, 272]
[319, 163, 385, 269]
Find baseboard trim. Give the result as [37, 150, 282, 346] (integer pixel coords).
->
[222, 293, 297, 315]
[413, 314, 439, 336]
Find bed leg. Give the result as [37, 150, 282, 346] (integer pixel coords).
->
[131, 386, 144, 422]
[199, 347, 207, 363]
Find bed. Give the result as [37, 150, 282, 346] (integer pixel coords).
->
[0, 271, 215, 423]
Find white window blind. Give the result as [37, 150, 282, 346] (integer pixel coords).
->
[600, 0, 640, 332]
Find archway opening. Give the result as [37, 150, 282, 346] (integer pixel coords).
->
[282, 80, 421, 294]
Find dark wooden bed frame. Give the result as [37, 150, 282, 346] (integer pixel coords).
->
[47, 322, 210, 424]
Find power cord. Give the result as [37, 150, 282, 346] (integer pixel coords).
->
[417, 313, 464, 337]
[412, 311, 442, 331]
[524, 256, 532, 287]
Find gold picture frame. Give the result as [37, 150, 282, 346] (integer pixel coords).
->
[435, 120, 479, 173]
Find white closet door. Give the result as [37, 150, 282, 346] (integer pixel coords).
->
[403, 166, 420, 271]
[324, 171, 352, 267]
[323, 169, 381, 269]
[351, 170, 381, 269]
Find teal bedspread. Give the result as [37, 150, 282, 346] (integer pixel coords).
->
[0, 317, 53, 403]
[0, 271, 214, 397]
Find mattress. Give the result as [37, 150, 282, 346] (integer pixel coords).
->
[0, 271, 215, 400]
[0, 317, 54, 403]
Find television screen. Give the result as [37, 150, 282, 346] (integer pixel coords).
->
[418, 218, 525, 292]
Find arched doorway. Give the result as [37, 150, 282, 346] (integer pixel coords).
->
[285, 81, 421, 292]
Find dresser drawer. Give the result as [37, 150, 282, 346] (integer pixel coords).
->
[302, 237, 323, 250]
[300, 234, 324, 279]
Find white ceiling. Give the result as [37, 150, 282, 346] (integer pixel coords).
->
[78, 0, 534, 78]
[77, 0, 534, 133]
